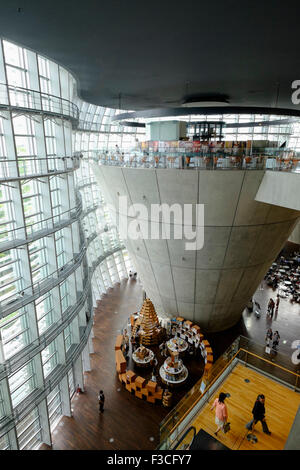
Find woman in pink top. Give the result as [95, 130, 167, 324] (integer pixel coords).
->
[210, 392, 228, 436]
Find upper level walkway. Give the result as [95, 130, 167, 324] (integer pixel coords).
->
[97, 150, 300, 172]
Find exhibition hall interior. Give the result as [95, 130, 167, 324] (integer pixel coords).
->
[0, 0, 299, 452]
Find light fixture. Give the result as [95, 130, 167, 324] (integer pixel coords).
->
[181, 97, 230, 108]
[182, 101, 230, 108]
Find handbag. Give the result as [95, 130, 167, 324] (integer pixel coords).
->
[223, 422, 230, 433]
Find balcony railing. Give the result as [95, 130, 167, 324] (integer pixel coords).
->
[0, 155, 80, 182]
[94, 149, 300, 172]
[0, 201, 83, 252]
[158, 335, 300, 449]
[0, 82, 79, 123]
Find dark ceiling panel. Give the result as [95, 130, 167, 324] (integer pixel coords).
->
[0, 0, 300, 112]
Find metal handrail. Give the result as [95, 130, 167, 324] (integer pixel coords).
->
[0, 224, 123, 317]
[0, 199, 103, 253]
[0, 243, 125, 381]
[0, 155, 80, 182]
[171, 426, 196, 450]
[96, 152, 300, 172]
[160, 340, 300, 448]
[0, 82, 79, 123]
[0, 313, 94, 436]
[0, 201, 83, 251]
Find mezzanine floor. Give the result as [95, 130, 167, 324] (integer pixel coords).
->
[41, 256, 300, 450]
[188, 363, 300, 450]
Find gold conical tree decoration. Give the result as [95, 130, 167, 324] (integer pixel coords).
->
[138, 298, 162, 346]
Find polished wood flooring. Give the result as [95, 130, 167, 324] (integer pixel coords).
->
[41, 242, 300, 450]
[41, 278, 204, 450]
[187, 363, 300, 450]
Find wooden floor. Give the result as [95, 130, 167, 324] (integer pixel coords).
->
[41, 278, 204, 450]
[42, 279, 166, 450]
[40, 241, 300, 450]
[188, 363, 300, 450]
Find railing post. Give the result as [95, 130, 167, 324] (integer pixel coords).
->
[245, 349, 248, 367]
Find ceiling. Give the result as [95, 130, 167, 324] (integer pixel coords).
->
[1, 0, 300, 112]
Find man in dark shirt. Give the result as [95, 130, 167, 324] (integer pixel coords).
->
[98, 390, 105, 413]
[246, 394, 271, 435]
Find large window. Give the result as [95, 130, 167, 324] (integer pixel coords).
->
[0, 36, 134, 448]
[0, 309, 30, 359]
[42, 340, 59, 378]
[9, 361, 37, 408]
[63, 324, 72, 353]
[0, 249, 22, 304]
[16, 408, 41, 450]
[29, 239, 49, 284]
[36, 292, 55, 335]
[47, 386, 62, 431]
[0, 432, 11, 450]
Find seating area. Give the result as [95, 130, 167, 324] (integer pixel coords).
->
[265, 250, 300, 303]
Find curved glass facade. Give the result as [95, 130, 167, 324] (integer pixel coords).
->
[0, 38, 141, 449]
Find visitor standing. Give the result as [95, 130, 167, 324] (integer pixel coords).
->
[246, 394, 271, 435]
[98, 390, 105, 413]
[272, 331, 280, 351]
[265, 328, 273, 347]
[210, 392, 228, 436]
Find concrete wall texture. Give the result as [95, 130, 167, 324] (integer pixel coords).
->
[289, 221, 300, 245]
[255, 171, 300, 211]
[93, 165, 300, 332]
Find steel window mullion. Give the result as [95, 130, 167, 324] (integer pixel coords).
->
[42, 350, 57, 366]
[0, 276, 22, 291]
[2, 327, 29, 345]
[17, 414, 40, 437]
[9, 368, 35, 391]
[37, 306, 54, 322]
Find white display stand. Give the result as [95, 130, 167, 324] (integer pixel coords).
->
[159, 355, 188, 386]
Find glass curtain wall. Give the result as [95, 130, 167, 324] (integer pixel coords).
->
[0, 37, 138, 449]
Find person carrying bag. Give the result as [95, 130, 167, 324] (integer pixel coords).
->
[210, 392, 229, 436]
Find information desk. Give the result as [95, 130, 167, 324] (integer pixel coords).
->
[167, 337, 188, 354]
[132, 346, 154, 367]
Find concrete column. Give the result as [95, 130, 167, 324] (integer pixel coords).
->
[88, 332, 94, 354]
[37, 399, 52, 446]
[82, 344, 91, 372]
[94, 165, 300, 332]
[73, 354, 84, 392]
[59, 375, 72, 417]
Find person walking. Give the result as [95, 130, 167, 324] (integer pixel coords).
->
[210, 392, 228, 436]
[268, 298, 275, 318]
[246, 394, 271, 435]
[98, 390, 105, 413]
[265, 328, 273, 347]
[275, 294, 280, 314]
[272, 331, 280, 351]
